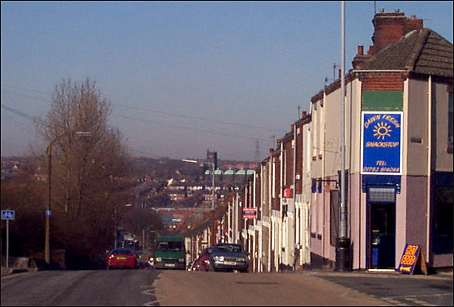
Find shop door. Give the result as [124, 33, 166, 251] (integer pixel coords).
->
[368, 187, 396, 269]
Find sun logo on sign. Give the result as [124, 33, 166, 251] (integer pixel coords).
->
[373, 122, 392, 140]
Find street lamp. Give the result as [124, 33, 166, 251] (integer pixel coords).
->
[114, 203, 133, 249]
[45, 131, 91, 265]
[182, 159, 216, 210]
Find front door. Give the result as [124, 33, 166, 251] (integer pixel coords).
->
[368, 187, 396, 269]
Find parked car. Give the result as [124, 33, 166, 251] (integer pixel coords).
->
[210, 243, 249, 272]
[191, 244, 249, 272]
[106, 248, 138, 270]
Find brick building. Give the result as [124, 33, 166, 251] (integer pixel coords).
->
[309, 11, 452, 270]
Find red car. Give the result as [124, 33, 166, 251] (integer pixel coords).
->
[106, 248, 138, 270]
[191, 247, 214, 271]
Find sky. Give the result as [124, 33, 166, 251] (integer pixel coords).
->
[1, 1, 453, 161]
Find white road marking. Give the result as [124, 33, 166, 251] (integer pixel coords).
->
[141, 289, 155, 296]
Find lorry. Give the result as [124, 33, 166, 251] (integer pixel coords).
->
[153, 234, 186, 270]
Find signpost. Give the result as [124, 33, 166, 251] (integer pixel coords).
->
[242, 208, 257, 219]
[1, 209, 15, 270]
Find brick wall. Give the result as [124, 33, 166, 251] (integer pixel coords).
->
[360, 72, 406, 91]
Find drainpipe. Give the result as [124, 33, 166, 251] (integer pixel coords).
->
[293, 122, 297, 270]
[427, 75, 432, 265]
[352, 69, 407, 73]
[280, 140, 284, 270]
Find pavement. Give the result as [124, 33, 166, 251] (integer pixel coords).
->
[1, 268, 452, 306]
[309, 270, 453, 306]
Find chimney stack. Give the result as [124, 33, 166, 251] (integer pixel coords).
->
[368, 11, 423, 56]
[352, 11, 424, 69]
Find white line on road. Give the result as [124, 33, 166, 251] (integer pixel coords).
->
[405, 297, 436, 306]
[141, 289, 155, 296]
[385, 292, 452, 299]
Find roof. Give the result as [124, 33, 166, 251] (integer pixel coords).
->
[311, 28, 452, 104]
[363, 29, 453, 78]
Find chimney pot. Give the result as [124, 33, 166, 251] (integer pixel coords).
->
[357, 45, 364, 56]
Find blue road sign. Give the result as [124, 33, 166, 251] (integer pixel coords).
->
[361, 112, 403, 175]
[1, 210, 15, 220]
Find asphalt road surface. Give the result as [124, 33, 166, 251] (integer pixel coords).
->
[1, 269, 386, 306]
[1, 269, 160, 306]
[2, 269, 451, 306]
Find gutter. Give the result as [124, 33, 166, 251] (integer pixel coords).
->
[351, 69, 407, 73]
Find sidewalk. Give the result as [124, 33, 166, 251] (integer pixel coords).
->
[1, 257, 38, 277]
[1, 266, 13, 277]
[306, 268, 453, 280]
[307, 269, 453, 306]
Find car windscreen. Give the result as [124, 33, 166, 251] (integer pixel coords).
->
[215, 245, 242, 253]
[157, 241, 183, 251]
[111, 249, 133, 255]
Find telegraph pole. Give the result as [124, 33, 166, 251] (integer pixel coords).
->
[211, 161, 215, 210]
[336, 0, 351, 271]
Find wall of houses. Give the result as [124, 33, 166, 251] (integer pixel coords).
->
[188, 12, 452, 273]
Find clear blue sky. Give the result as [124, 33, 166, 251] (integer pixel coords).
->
[1, 1, 453, 161]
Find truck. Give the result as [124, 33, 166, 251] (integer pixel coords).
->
[153, 234, 186, 270]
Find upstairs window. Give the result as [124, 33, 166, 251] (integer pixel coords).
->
[448, 90, 453, 153]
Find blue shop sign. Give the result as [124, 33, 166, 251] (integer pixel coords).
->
[361, 112, 402, 175]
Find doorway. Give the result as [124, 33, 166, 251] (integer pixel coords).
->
[368, 187, 396, 269]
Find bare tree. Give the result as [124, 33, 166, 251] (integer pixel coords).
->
[37, 78, 131, 267]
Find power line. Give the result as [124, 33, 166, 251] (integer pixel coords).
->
[1, 103, 47, 127]
[114, 103, 278, 133]
[115, 113, 271, 142]
[2, 84, 280, 133]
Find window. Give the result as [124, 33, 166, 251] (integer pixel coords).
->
[433, 186, 453, 254]
[448, 91, 453, 153]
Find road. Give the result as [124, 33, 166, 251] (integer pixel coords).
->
[1, 270, 159, 306]
[1, 269, 452, 306]
[2, 269, 385, 306]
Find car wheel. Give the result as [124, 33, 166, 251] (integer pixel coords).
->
[208, 263, 216, 272]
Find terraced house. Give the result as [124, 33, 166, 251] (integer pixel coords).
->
[210, 10, 452, 273]
[310, 10, 452, 271]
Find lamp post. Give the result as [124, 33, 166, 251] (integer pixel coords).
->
[335, 0, 351, 272]
[114, 203, 133, 249]
[182, 159, 216, 210]
[45, 131, 91, 265]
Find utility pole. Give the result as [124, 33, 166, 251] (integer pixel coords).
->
[45, 142, 52, 264]
[255, 140, 260, 162]
[211, 161, 215, 210]
[45, 131, 91, 265]
[335, 0, 351, 272]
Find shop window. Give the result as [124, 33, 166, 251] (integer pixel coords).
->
[432, 187, 453, 254]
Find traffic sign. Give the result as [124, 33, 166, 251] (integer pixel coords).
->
[1, 210, 15, 220]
